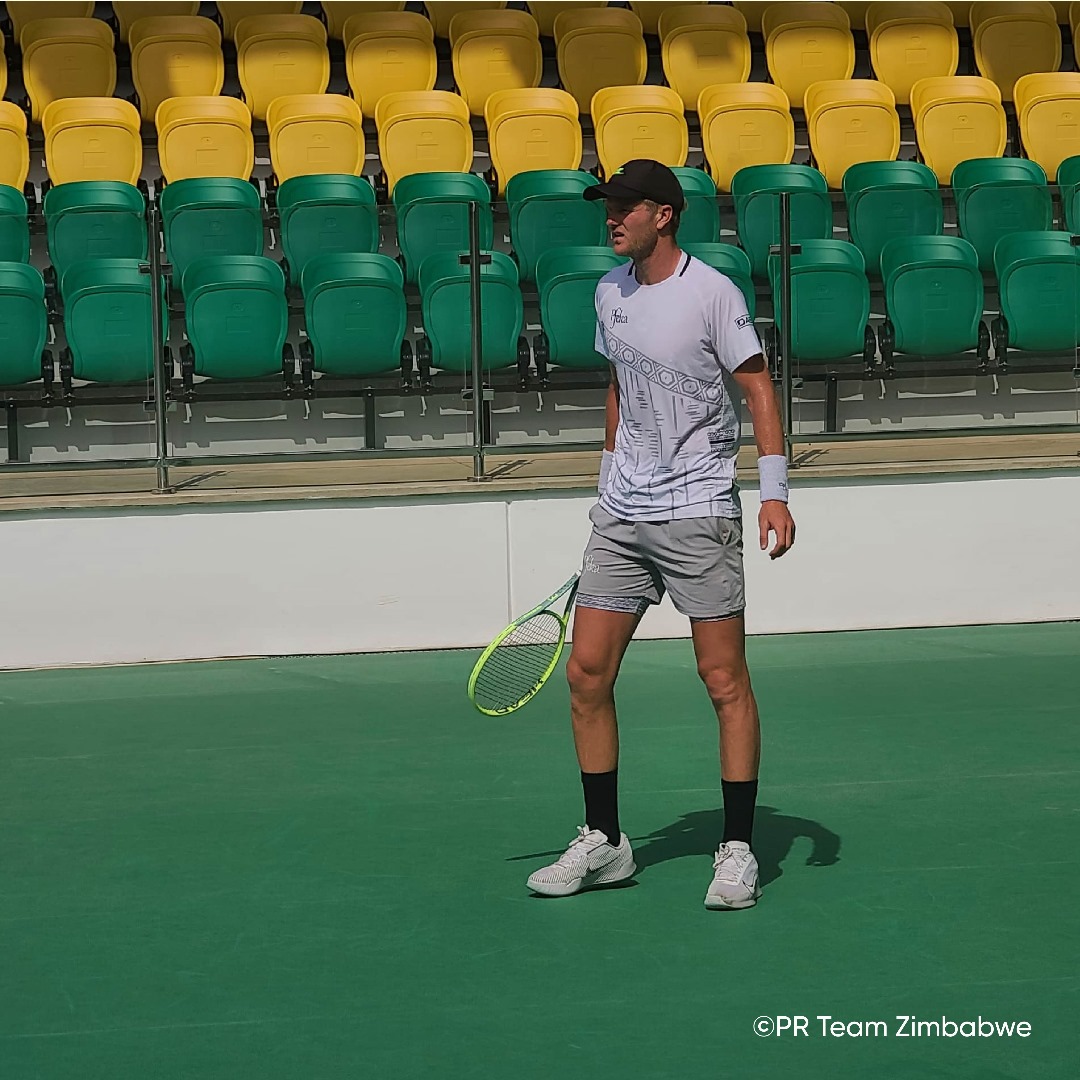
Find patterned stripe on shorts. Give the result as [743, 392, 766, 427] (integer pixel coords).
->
[575, 593, 652, 615]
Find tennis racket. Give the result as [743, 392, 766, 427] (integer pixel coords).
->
[467, 574, 580, 716]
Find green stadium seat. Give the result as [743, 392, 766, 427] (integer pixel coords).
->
[180, 256, 289, 384]
[1057, 154, 1080, 233]
[276, 174, 378, 287]
[952, 158, 1053, 271]
[299, 253, 410, 383]
[992, 231, 1080, 366]
[417, 250, 525, 379]
[878, 236, 988, 372]
[533, 246, 623, 377]
[505, 169, 606, 282]
[44, 182, 147, 287]
[732, 164, 833, 279]
[0, 262, 49, 387]
[60, 258, 162, 389]
[392, 171, 492, 285]
[767, 238, 873, 365]
[681, 243, 756, 318]
[0, 185, 30, 264]
[842, 160, 944, 276]
[672, 167, 720, 244]
[160, 177, 263, 287]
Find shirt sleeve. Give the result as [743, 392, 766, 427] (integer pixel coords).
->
[706, 276, 763, 374]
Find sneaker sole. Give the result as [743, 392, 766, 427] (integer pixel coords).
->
[528, 859, 637, 898]
[704, 887, 762, 911]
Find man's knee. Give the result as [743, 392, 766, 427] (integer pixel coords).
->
[567, 650, 618, 701]
[697, 658, 751, 710]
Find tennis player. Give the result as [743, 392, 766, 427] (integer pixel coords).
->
[527, 159, 795, 909]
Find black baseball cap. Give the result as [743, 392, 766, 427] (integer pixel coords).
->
[583, 159, 686, 213]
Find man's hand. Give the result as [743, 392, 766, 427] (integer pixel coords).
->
[759, 501, 795, 560]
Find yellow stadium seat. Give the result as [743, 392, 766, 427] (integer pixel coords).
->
[592, 85, 688, 179]
[450, 9, 542, 116]
[659, 5, 751, 111]
[528, 2, 608, 38]
[867, 2, 958, 106]
[485, 87, 581, 192]
[1074, 2, 1080, 66]
[156, 96, 255, 182]
[837, 2, 872, 29]
[733, 2, 770, 33]
[217, 2, 302, 42]
[43, 97, 142, 186]
[1015, 71, 1080, 179]
[22, 18, 117, 124]
[375, 90, 473, 193]
[631, 1, 704, 36]
[1051, 0, 1070, 21]
[322, 2, 406, 41]
[0, 30, 6, 101]
[971, 0, 1061, 101]
[911, 75, 1006, 182]
[426, 2, 507, 40]
[698, 82, 794, 191]
[235, 14, 330, 121]
[555, 8, 647, 114]
[344, 12, 437, 117]
[113, 2, 199, 44]
[764, 3, 855, 109]
[267, 94, 365, 182]
[805, 78, 901, 187]
[0, 102, 30, 190]
[130, 16, 224, 123]
[943, 2, 971, 26]
[7, 2, 93, 44]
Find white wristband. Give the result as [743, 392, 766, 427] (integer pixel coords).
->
[599, 449, 614, 494]
[758, 455, 789, 503]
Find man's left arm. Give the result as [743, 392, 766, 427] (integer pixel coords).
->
[731, 356, 795, 560]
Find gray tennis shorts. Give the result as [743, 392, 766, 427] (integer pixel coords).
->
[577, 503, 745, 621]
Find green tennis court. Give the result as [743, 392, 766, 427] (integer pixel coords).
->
[2, 622, 1077, 1079]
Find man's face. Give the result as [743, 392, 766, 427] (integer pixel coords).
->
[605, 198, 668, 260]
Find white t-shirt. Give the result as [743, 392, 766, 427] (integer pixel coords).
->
[594, 252, 763, 521]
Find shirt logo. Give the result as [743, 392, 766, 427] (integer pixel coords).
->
[583, 554, 602, 574]
[609, 308, 629, 327]
[735, 314, 753, 329]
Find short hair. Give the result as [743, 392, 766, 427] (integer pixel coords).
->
[642, 198, 681, 236]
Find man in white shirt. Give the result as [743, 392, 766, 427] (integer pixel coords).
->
[527, 160, 796, 909]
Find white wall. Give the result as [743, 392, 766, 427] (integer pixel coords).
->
[1, 471, 1079, 670]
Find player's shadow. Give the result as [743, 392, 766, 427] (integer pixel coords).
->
[632, 805, 841, 886]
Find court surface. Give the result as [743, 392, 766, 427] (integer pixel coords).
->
[2, 622, 1077, 1080]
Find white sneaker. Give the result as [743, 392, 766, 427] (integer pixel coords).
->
[527, 826, 636, 897]
[704, 841, 762, 910]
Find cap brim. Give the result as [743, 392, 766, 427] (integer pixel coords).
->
[583, 178, 650, 203]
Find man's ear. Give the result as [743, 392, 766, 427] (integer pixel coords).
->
[655, 203, 675, 232]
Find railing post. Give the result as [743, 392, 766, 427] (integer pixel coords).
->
[140, 203, 172, 493]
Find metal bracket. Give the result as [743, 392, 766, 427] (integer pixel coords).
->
[461, 387, 495, 401]
[768, 244, 802, 256]
[459, 253, 492, 266]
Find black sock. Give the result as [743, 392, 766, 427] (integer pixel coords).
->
[581, 769, 620, 846]
[722, 779, 758, 845]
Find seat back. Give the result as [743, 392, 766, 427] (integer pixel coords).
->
[427, 2, 507, 39]
[911, 75, 1006, 182]
[1059, 153, 1080, 231]
[450, 10, 543, 116]
[7, 2, 93, 43]
[505, 169, 606, 281]
[217, 2, 302, 42]
[805, 79, 901, 188]
[392, 171, 493, 284]
[323, 2, 407, 41]
[592, 85, 689, 178]
[995, 230, 1080, 352]
[0, 186, 30, 264]
[843, 160, 943, 275]
[867, 1, 958, 105]
[302, 252, 407, 376]
[130, 16, 224, 122]
[43, 98, 143, 186]
[764, 3, 855, 108]
[633, 0, 706, 35]
[698, 83, 794, 192]
[235, 14, 330, 120]
[485, 88, 582, 194]
[535, 246, 623, 369]
[182, 256, 289, 379]
[343, 11, 438, 117]
[880, 235, 983, 355]
[156, 96, 255, 182]
[555, 8, 647, 114]
[22, 18, 117, 123]
[277, 174, 378, 285]
[114, 2, 200, 44]
[681, 243, 756, 317]
[0, 103, 30, 191]
[0, 262, 46, 385]
[267, 94, 365, 182]
[160, 177, 264, 286]
[375, 91, 473, 194]
[672, 167, 720, 245]
[528, 2, 609, 38]
[658, 6, 751, 111]
[971, 0, 1061, 102]
[732, 163, 833, 278]
[1015, 72, 1080, 180]
[419, 250, 523, 371]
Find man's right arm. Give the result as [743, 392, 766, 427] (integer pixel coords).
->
[605, 363, 619, 452]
